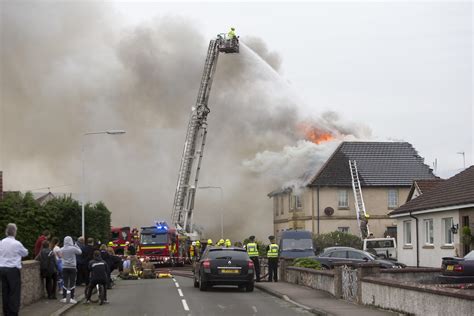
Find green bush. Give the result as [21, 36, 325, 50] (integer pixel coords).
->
[461, 226, 473, 246]
[292, 257, 321, 270]
[313, 231, 363, 254]
[0, 192, 111, 258]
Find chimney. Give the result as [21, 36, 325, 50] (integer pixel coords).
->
[0, 171, 3, 200]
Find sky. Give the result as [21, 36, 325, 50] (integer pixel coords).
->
[111, 0, 473, 177]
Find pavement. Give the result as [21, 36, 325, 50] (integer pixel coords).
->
[20, 285, 86, 316]
[255, 281, 398, 316]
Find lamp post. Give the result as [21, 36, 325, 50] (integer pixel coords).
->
[81, 130, 126, 239]
[198, 186, 224, 239]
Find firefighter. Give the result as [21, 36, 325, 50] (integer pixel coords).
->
[246, 236, 260, 282]
[360, 213, 369, 239]
[228, 27, 236, 39]
[141, 257, 155, 279]
[195, 240, 201, 260]
[190, 242, 196, 260]
[266, 236, 279, 282]
[217, 239, 225, 247]
[225, 239, 232, 248]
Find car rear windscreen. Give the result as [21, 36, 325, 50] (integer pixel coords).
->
[208, 250, 249, 260]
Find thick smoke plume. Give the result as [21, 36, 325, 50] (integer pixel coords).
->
[1, 2, 370, 240]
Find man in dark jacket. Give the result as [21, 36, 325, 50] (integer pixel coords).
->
[85, 251, 109, 304]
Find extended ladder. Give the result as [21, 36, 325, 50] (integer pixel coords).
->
[349, 160, 370, 238]
[171, 34, 239, 238]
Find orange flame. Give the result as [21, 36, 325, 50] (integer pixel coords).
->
[297, 123, 334, 144]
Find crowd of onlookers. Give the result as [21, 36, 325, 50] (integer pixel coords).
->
[0, 223, 128, 315]
[33, 230, 123, 304]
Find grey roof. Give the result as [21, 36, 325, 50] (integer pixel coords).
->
[309, 141, 437, 187]
[390, 166, 474, 215]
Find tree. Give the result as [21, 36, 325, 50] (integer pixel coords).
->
[313, 231, 363, 254]
[0, 192, 112, 258]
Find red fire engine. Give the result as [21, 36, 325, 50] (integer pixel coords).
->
[110, 226, 132, 255]
[137, 221, 185, 266]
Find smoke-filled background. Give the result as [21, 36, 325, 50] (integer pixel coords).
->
[4, 1, 468, 240]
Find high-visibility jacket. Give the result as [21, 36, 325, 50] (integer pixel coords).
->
[190, 245, 195, 257]
[267, 243, 279, 258]
[228, 30, 236, 39]
[246, 242, 259, 257]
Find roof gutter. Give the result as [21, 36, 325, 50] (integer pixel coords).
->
[390, 203, 474, 218]
[409, 211, 420, 268]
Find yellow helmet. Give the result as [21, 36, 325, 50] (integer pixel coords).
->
[219, 239, 225, 244]
[196, 240, 201, 246]
[365, 214, 370, 218]
[225, 239, 231, 246]
[207, 239, 213, 245]
[107, 241, 113, 246]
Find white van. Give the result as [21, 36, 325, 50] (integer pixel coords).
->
[363, 238, 397, 260]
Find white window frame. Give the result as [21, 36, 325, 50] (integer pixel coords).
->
[442, 217, 454, 245]
[403, 220, 412, 245]
[296, 195, 303, 209]
[274, 197, 279, 216]
[388, 189, 399, 209]
[338, 190, 349, 209]
[280, 195, 284, 215]
[424, 219, 434, 245]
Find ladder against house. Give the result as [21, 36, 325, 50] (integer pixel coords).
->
[349, 160, 370, 238]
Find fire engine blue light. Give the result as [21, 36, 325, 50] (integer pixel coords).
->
[155, 221, 169, 232]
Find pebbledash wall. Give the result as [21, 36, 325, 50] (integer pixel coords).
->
[279, 260, 474, 316]
[0, 260, 43, 310]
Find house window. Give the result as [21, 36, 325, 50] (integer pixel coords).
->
[274, 197, 279, 216]
[388, 189, 398, 208]
[338, 190, 349, 208]
[442, 217, 454, 245]
[338, 227, 349, 233]
[424, 219, 434, 244]
[296, 195, 303, 209]
[403, 220, 412, 245]
[280, 195, 284, 215]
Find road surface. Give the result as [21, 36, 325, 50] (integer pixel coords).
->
[65, 275, 311, 316]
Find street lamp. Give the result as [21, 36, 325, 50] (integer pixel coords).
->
[81, 130, 126, 238]
[198, 186, 224, 239]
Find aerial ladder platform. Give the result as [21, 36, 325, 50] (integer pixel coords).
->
[349, 160, 370, 238]
[171, 33, 239, 241]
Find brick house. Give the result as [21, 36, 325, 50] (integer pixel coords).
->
[269, 141, 437, 239]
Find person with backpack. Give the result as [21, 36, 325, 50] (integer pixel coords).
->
[36, 240, 57, 299]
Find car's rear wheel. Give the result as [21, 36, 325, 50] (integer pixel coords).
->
[246, 282, 254, 292]
[199, 273, 207, 291]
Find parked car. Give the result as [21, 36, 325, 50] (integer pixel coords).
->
[279, 230, 315, 259]
[193, 247, 254, 292]
[363, 237, 397, 260]
[439, 250, 474, 284]
[307, 247, 406, 269]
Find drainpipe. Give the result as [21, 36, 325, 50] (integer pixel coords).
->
[409, 211, 419, 268]
[317, 186, 320, 235]
[311, 187, 315, 234]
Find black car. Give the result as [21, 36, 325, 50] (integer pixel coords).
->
[193, 247, 254, 292]
[439, 250, 474, 283]
[307, 247, 406, 269]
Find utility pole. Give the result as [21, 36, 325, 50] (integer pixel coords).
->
[457, 152, 466, 170]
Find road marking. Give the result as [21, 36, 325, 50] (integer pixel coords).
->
[252, 306, 258, 313]
[178, 289, 183, 297]
[182, 299, 189, 311]
[175, 282, 180, 288]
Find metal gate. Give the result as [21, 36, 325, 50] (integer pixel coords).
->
[341, 265, 358, 301]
